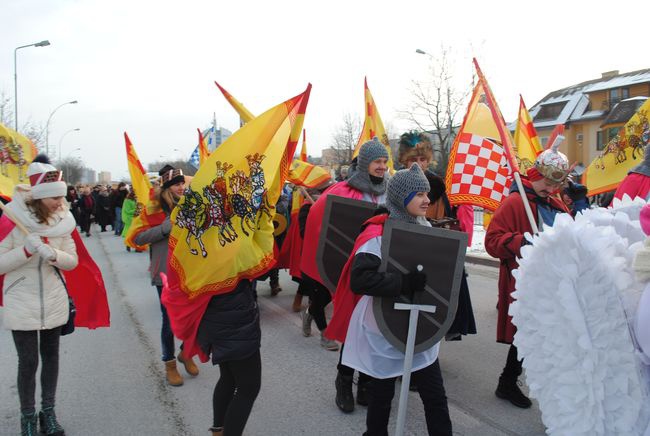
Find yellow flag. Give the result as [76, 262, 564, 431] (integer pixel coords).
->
[214, 82, 255, 124]
[583, 98, 650, 196]
[352, 78, 395, 171]
[167, 84, 311, 299]
[0, 122, 37, 187]
[513, 95, 543, 174]
[123, 132, 165, 250]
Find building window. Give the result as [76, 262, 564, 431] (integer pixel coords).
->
[534, 102, 567, 121]
[540, 137, 549, 147]
[608, 127, 620, 142]
[596, 131, 604, 151]
[609, 88, 630, 108]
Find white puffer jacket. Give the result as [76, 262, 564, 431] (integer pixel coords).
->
[1, 186, 78, 331]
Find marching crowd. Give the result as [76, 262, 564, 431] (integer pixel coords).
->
[3, 132, 650, 436]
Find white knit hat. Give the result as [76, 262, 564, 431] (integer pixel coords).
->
[27, 155, 66, 199]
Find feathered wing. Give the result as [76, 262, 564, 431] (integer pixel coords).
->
[510, 202, 650, 435]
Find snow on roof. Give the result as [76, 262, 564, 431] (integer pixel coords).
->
[585, 70, 650, 92]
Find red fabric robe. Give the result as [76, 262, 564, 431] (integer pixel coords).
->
[484, 179, 568, 344]
[613, 172, 650, 202]
[324, 214, 387, 343]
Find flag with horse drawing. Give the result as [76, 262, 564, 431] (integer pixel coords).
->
[162, 84, 312, 361]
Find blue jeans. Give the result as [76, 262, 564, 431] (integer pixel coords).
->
[114, 207, 123, 235]
[156, 286, 175, 361]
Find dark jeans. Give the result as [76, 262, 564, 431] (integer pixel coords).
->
[303, 275, 331, 331]
[114, 207, 123, 235]
[366, 359, 452, 436]
[156, 286, 175, 361]
[12, 327, 62, 414]
[501, 344, 523, 379]
[337, 343, 371, 383]
[213, 350, 261, 436]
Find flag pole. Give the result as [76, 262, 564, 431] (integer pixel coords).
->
[512, 171, 539, 234]
[0, 202, 30, 235]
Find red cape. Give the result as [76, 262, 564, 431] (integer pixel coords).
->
[613, 172, 650, 202]
[0, 215, 110, 329]
[324, 214, 387, 343]
[276, 211, 301, 276]
[300, 181, 364, 287]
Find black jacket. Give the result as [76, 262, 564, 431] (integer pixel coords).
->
[196, 280, 261, 364]
[350, 252, 403, 298]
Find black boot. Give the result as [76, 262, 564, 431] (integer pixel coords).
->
[495, 345, 531, 408]
[356, 377, 369, 406]
[335, 373, 355, 413]
[39, 407, 65, 436]
[495, 375, 532, 408]
[20, 412, 37, 436]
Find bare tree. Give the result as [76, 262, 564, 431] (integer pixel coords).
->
[330, 113, 361, 166]
[59, 156, 86, 184]
[0, 90, 45, 151]
[401, 47, 471, 175]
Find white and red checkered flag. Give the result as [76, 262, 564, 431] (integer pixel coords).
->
[445, 59, 521, 212]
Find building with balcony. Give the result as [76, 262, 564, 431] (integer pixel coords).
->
[527, 68, 650, 167]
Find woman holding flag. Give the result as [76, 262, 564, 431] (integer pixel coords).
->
[134, 165, 200, 386]
[1, 156, 79, 436]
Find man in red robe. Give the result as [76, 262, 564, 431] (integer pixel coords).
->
[485, 145, 569, 409]
[613, 144, 650, 201]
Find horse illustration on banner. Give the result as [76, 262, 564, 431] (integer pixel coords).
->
[594, 109, 649, 170]
[0, 133, 27, 179]
[175, 154, 273, 257]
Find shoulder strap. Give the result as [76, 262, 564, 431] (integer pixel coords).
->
[52, 266, 70, 297]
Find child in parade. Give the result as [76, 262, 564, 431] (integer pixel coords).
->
[330, 163, 452, 436]
[134, 165, 199, 386]
[1, 156, 78, 436]
[120, 188, 137, 251]
[302, 138, 389, 412]
[485, 144, 570, 408]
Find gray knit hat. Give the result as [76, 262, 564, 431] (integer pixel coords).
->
[630, 144, 650, 177]
[346, 137, 389, 196]
[386, 163, 430, 224]
[358, 137, 389, 173]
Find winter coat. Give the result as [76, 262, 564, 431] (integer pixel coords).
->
[196, 279, 261, 364]
[0, 186, 78, 331]
[133, 214, 170, 286]
[121, 198, 137, 237]
[484, 179, 568, 343]
[95, 193, 112, 227]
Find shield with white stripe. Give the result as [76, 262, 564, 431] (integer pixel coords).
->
[316, 195, 377, 292]
[373, 219, 468, 353]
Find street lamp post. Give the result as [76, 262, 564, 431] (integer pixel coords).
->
[58, 128, 80, 162]
[46, 100, 78, 156]
[13, 40, 51, 131]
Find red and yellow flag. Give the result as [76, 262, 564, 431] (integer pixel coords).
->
[513, 95, 542, 174]
[352, 78, 394, 171]
[123, 133, 165, 250]
[444, 59, 518, 211]
[0, 122, 39, 196]
[163, 84, 312, 360]
[583, 97, 650, 196]
[197, 128, 210, 167]
[286, 131, 330, 188]
[214, 81, 255, 125]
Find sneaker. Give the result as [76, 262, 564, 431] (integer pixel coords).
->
[301, 308, 313, 337]
[320, 332, 339, 351]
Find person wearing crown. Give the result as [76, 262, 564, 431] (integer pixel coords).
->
[485, 143, 570, 408]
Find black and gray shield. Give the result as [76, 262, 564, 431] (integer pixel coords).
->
[316, 195, 377, 292]
[373, 219, 468, 353]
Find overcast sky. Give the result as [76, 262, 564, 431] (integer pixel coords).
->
[2, 0, 647, 180]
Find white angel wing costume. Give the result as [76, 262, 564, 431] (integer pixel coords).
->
[510, 195, 650, 435]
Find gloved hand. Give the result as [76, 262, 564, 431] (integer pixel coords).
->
[37, 244, 57, 262]
[161, 218, 172, 236]
[24, 234, 43, 255]
[401, 270, 427, 296]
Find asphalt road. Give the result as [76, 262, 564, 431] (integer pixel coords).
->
[0, 227, 546, 435]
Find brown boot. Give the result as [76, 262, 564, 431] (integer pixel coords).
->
[292, 293, 303, 312]
[209, 426, 224, 436]
[178, 352, 199, 377]
[165, 360, 184, 386]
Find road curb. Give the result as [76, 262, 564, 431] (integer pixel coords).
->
[465, 253, 499, 268]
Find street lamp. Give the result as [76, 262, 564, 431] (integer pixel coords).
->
[46, 100, 78, 156]
[14, 40, 51, 130]
[58, 128, 80, 162]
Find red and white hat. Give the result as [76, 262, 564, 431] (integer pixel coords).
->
[27, 155, 66, 199]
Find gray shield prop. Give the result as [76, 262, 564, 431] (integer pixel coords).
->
[373, 219, 468, 353]
[316, 195, 377, 292]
